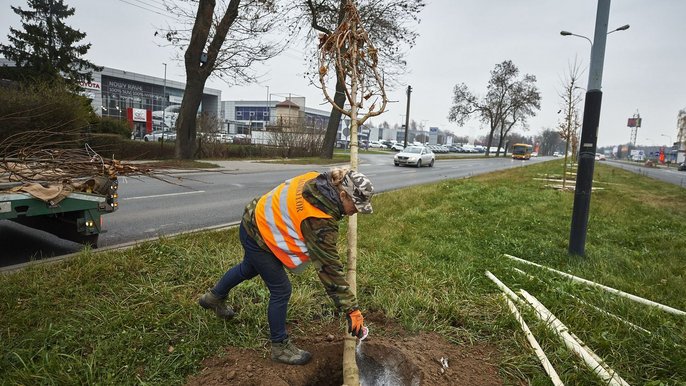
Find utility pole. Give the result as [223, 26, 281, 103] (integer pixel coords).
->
[568, 0, 610, 256]
[403, 85, 412, 148]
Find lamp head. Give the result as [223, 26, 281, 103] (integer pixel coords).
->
[616, 24, 630, 31]
[560, 31, 572, 36]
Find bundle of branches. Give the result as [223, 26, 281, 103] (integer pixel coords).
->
[0, 129, 153, 188]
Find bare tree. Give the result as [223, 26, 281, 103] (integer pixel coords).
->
[448, 60, 541, 156]
[557, 58, 584, 189]
[536, 128, 563, 156]
[158, 0, 284, 159]
[297, 0, 424, 159]
[495, 74, 540, 156]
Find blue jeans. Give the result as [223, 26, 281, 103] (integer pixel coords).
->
[211, 223, 292, 342]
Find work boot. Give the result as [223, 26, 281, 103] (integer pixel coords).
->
[198, 290, 235, 319]
[271, 337, 312, 365]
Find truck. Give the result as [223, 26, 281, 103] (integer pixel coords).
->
[0, 175, 119, 248]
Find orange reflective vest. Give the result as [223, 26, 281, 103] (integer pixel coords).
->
[255, 172, 333, 270]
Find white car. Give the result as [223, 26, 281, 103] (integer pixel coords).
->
[151, 105, 180, 129]
[368, 141, 384, 148]
[394, 146, 435, 167]
[144, 130, 176, 142]
[391, 143, 405, 151]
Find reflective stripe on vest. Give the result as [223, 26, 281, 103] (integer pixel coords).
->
[255, 172, 333, 269]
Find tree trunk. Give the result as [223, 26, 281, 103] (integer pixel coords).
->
[318, 0, 348, 160]
[175, 75, 206, 159]
[174, 0, 240, 160]
[343, 30, 360, 386]
[319, 77, 346, 159]
[486, 128, 496, 157]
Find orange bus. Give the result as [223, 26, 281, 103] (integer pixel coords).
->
[511, 143, 533, 160]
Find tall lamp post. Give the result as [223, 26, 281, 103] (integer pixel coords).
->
[562, 0, 629, 256]
[265, 86, 270, 130]
[161, 63, 167, 143]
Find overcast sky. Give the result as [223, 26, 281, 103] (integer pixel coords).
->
[2, 0, 685, 147]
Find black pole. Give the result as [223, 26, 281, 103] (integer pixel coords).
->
[569, 91, 602, 256]
[567, 0, 611, 257]
[403, 85, 412, 148]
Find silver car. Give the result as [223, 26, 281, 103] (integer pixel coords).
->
[394, 146, 435, 167]
[144, 130, 176, 142]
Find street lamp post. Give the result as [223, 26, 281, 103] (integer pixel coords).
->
[265, 86, 270, 130]
[563, 0, 630, 257]
[162, 63, 167, 143]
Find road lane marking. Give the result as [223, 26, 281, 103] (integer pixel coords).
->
[123, 190, 206, 200]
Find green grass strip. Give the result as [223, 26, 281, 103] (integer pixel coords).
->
[1, 161, 684, 385]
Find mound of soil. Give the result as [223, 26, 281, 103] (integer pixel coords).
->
[186, 313, 502, 386]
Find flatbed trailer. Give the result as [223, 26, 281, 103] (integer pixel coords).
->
[0, 177, 118, 248]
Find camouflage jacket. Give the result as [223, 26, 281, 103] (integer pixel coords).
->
[242, 173, 358, 314]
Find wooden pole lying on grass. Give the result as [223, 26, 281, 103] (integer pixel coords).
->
[485, 271, 564, 386]
[509, 267, 652, 335]
[485, 271, 522, 304]
[519, 289, 631, 386]
[503, 254, 686, 317]
[503, 296, 565, 386]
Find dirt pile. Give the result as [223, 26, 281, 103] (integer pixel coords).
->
[187, 316, 502, 386]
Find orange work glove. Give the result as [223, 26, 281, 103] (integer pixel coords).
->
[346, 309, 365, 338]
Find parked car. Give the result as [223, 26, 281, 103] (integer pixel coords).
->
[151, 104, 180, 129]
[391, 143, 405, 151]
[144, 130, 176, 142]
[678, 162, 686, 171]
[213, 133, 233, 143]
[394, 146, 435, 167]
[232, 134, 251, 144]
[595, 153, 606, 161]
[368, 141, 384, 148]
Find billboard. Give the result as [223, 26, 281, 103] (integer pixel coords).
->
[627, 117, 642, 128]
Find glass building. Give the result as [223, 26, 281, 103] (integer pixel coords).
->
[80, 66, 221, 137]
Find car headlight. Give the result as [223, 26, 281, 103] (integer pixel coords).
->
[408, 157, 417, 162]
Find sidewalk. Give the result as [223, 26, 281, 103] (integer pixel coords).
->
[138, 159, 346, 175]
[204, 160, 317, 173]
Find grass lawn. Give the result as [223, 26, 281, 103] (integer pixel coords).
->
[1, 161, 684, 385]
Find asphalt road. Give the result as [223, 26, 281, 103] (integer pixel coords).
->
[604, 160, 686, 188]
[1, 154, 550, 266]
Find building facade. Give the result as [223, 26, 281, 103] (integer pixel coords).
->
[0, 61, 222, 135]
[220, 98, 332, 136]
[84, 67, 221, 138]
